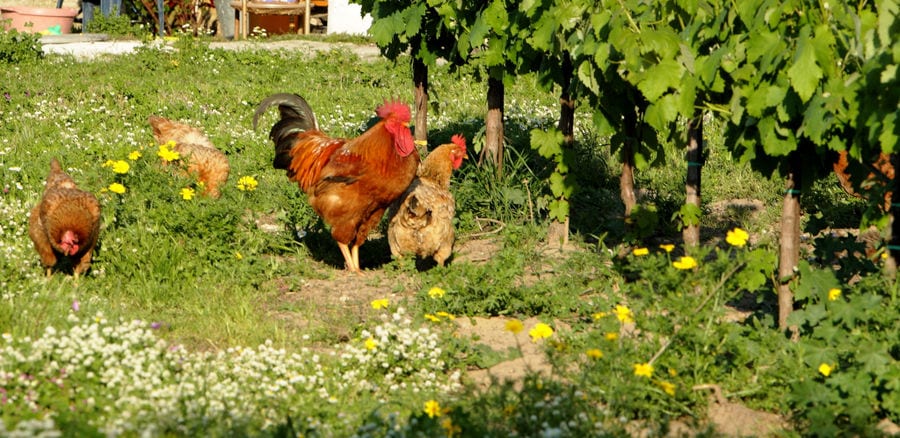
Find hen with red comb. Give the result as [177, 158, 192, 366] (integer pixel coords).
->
[387, 135, 467, 267]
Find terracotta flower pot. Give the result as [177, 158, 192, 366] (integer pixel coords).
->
[0, 5, 78, 34]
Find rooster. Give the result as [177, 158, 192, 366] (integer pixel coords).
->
[28, 158, 101, 277]
[387, 135, 467, 267]
[253, 93, 419, 272]
[148, 115, 230, 198]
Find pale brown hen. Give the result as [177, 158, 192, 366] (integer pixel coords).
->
[28, 158, 101, 277]
[387, 135, 467, 267]
[148, 115, 230, 198]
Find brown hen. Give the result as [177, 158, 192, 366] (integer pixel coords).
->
[148, 115, 230, 198]
[28, 158, 101, 277]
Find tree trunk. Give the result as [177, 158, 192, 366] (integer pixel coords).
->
[887, 153, 899, 278]
[683, 116, 703, 247]
[412, 56, 428, 146]
[484, 75, 505, 177]
[620, 109, 638, 218]
[547, 52, 575, 247]
[778, 152, 802, 332]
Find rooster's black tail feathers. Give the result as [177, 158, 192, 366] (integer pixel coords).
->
[253, 93, 318, 171]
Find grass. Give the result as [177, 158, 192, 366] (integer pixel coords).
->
[1, 34, 899, 436]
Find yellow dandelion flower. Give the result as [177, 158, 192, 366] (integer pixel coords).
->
[586, 349, 603, 359]
[657, 380, 676, 396]
[180, 188, 195, 200]
[632, 247, 649, 256]
[505, 319, 524, 334]
[111, 160, 130, 174]
[828, 288, 841, 301]
[435, 311, 455, 320]
[668, 367, 677, 377]
[424, 400, 441, 418]
[364, 337, 377, 351]
[441, 417, 461, 436]
[673, 256, 698, 270]
[235, 252, 243, 260]
[102, 159, 115, 168]
[158, 142, 181, 162]
[818, 363, 834, 377]
[659, 244, 675, 253]
[528, 322, 554, 342]
[592, 312, 607, 320]
[428, 286, 446, 299]
[370, 298, 389, 310]
[108, 183, 126, 194]
[614, 304, 634, 324]
[128, 150, 142, 161]
[237, 175, 259, 191]
[634, 362, 654, 378]
[726, 227, 750, 247]
[425, 314, 441, 322]
[604, 332, 619, 341]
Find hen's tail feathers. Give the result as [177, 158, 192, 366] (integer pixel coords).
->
[50, 158, 62, 173]
[254, 93, 319, 171]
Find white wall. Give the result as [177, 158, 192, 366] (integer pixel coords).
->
[326, 0, 371, 35]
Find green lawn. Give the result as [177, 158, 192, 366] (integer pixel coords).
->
[1, 34, 898, 436]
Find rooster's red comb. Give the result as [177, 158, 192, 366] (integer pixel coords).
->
[451, 134, 466, 153]
[376, 99, 411, 123]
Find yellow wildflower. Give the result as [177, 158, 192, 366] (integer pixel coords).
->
[424, 314, 440, 323]
[726, 227, 750, 247]
[364, 337, 377, 351]
[428, 287, 446, 299]
[818, 363, 834, 377]
[828, 288, 841, 301]
[586, 349, 603, 359]
[180, 188, 195, 200]
[505, 319, 524, 334]
[111, 160, 129, 174]
[102, 159, 115, 168]
[424, 400, 441, 418]
[158, 142, 181, 162]
[634, 363, 654, 378]
[237, 175, 259, 191]
[592, 312, 607, 320]
[108, 183, 126, 194]
[614, 304, 634, 324]
[673, 256, 698, 270]
[441, 417, 461, 437]
[657, 380, 676, 396]
[128, 150, 142, 161]
[604, 332, 619, 341]
[435, 311, 455, 320]
[528, 322, 554, 342]
[632, 247, 649, 256]
[235, 252, 243, 260]
[370, 298, 389, 310]
[659, 244, 675, 253]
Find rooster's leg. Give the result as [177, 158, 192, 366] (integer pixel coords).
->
[337, 242, 357, 272]
[350, 246, 360, 272]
